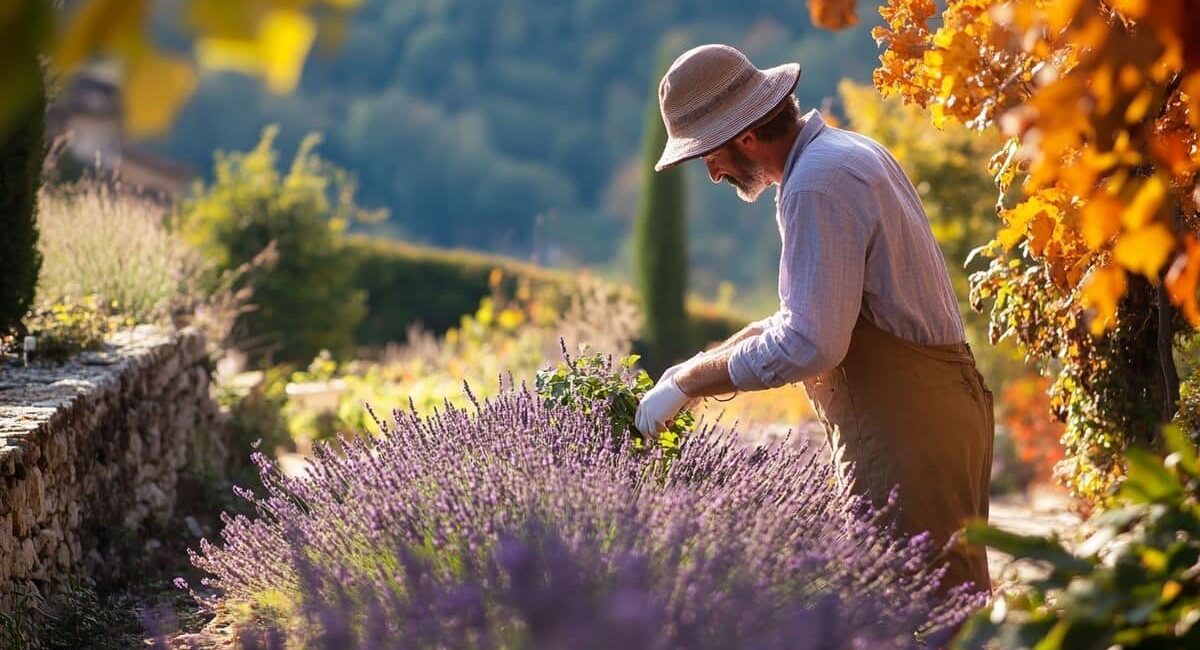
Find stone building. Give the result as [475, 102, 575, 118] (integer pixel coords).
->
[45, 67, 196, 199]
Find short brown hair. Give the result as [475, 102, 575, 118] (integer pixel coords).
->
[748, 95, 800, 141]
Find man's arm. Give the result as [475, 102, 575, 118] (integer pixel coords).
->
[710, 189, 868, 392]
[701, 319, 771, 356]
[668, 317, 774, 398]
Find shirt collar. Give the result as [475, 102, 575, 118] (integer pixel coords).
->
[777, 109, 826, 199]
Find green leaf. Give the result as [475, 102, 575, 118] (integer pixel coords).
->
[1163, 424, 1200, 477]
[1120, 448, 1184, 505]
[1031, 619, 1070, 650]
[966, 522, 1092, 574]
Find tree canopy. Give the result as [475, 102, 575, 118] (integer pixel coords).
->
[866, 0, 1200, 500]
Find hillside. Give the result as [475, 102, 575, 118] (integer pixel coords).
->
[146, 0, 883, 311]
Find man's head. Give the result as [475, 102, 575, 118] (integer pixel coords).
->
[700, 95, 800, 202]
[655, 44, 802, 201]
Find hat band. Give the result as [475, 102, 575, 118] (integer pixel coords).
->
[670, 66, 758, 131]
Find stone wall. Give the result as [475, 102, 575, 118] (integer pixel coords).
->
[0, 326, 228, 610]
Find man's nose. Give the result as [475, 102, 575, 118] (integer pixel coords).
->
[705, 159, 722, 184]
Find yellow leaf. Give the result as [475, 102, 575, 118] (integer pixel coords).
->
[930, 102, 948, 129]
[1163, 580, 1183, 603]
[1113, 222, 1175, 280]
[1083, 265, 1127, 334]
[123, 53, 198, 137]
[55, 0, 149, 70]
[260, 8, 316, 93]
[196, 36, 262, 75]
[1124, 88, 1155, 124]
[497, 308, 524, 331]
[1123, 176, 1167, 230]
[1081, 194, 1122, 249]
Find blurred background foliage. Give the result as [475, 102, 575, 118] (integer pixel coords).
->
[136, 0, 883, 313]
[174, 127, 367, 365]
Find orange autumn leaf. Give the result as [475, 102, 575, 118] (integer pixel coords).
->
[1122, 175, 1168, 230]
[809, 0, 858, 29]
[1167, 236, 1200, 326]
[1149, 130, 1194, 176]
[1080, 194, 1123, 249]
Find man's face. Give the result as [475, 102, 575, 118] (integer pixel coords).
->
[702, 139, 770, 203]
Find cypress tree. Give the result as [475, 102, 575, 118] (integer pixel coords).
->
[0, 7, 48, 337]
[633, 44, 690, 376]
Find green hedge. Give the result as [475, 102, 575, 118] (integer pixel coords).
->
[346, 235, 748, 349]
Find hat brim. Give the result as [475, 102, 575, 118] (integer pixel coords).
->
[654, 63, 802, 172]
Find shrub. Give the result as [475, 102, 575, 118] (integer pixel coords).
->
[22, 296, 132, 362]
[344, 234, 746, 349]
[958, 426, 1200, 649]
[189, 378, 984, 647]
[346, 234, 575, 345]
[36, 182, 208, 324]
[176, 127, 366, 365]
[0, 46, 44, 338]
[284, 278, 642, 445]
[632, 44, 689, 375]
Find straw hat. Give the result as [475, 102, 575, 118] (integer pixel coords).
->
[655, 44, 801, 172]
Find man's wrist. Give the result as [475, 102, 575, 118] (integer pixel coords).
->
[675, 349, 739, 398]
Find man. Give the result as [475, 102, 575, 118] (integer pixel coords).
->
[634, 44, 994, 594]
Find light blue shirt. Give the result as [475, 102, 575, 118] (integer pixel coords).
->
[728, 110, 965, 391]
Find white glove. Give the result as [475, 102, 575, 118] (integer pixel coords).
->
[635, 375, 692, 440]
[660, 356, 702, 412]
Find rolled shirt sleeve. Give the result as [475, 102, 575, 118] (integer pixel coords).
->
[728, 189, 870, 390]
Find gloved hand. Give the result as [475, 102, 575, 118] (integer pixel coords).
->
[635, 374, 693, 440]
[660, 356, 703, 410]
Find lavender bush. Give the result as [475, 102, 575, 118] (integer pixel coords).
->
[188, 374, 984, 647]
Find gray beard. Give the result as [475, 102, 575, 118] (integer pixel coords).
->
[728, 174, 769, 203]
[726, 146, 770, 203]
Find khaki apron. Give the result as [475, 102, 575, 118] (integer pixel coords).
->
[804, 316, 994, 594]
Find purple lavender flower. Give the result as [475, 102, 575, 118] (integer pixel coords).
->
[189, 386, 985, 647]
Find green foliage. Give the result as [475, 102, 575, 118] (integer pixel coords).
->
[0, 46, 44, 337]
[345, 234, 747, 348]
[217, 365, 296, 456]
[36, 580, 142, 650]
[972, 258, 1167, 502]
[957, 426, 1200, 649]
[535, 350, 694, 456]
[153, 1, 881, 304]
[36, 182, 210, 325]
[0, 578, 141, 650]
[346, 234, 575, 345]
[177, 127, 366, 365]
[285, 287, 575, 445]
[23, 296, 133, 362]
[633, 43, 690, 375]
